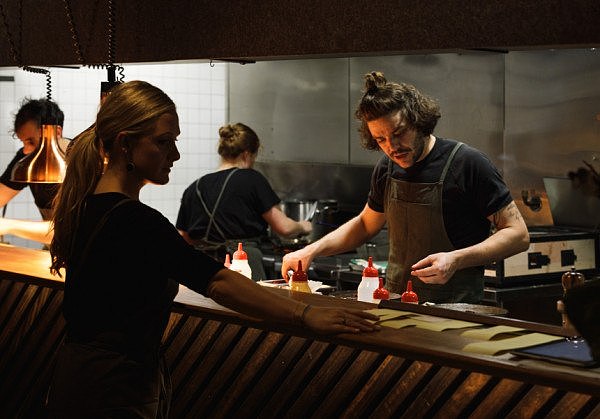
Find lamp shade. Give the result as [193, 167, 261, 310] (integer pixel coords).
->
[11, 124, 66, 183]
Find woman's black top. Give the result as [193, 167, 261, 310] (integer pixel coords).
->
[64, 192, 223, 362]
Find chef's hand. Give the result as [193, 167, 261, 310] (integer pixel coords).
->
[281, 247, 315, 281]
[298, 220, 312, 236]
[410, 252, 458, 284]
[303, 306, 381, 334]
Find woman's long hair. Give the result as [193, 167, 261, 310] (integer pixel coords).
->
[50, 80, 176, 275]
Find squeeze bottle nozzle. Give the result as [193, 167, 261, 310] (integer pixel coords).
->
[233, 242, 248, 260]
[401, 280, 419, 304]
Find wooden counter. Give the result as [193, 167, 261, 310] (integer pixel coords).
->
[1, 244, 598, 418]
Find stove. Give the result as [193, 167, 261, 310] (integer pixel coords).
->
[485, 225, 599, 287]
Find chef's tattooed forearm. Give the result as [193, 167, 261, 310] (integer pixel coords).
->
[492, 201, 521, 227]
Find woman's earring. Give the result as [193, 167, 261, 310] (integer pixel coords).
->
[126, 162, 136, 172]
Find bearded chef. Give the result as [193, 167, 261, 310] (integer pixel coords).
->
[281, 72, 529, 303]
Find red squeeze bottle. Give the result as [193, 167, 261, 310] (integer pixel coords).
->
[291, 261, 311, 293]
[401, 280, 419, 303]
[373, 278, 390, 301]
[224, 253, 231, 268]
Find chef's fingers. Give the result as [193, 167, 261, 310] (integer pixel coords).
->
[411, 255, 434, 270]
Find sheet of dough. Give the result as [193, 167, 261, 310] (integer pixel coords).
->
[463, 333, 564, 355]
[379, 318, 420, 329]
[413, 319, 481, 331]
[461, 325, 526, 340]
[365, 308, 414, 322]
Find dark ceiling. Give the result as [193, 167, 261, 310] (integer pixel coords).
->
[1, 0, 599, 67]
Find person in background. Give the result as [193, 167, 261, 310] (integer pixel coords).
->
[0, 98, 66, 245]
[176, 122, 311, 280]
[282, 72, 529, 303]
[46, 80, 378, 418]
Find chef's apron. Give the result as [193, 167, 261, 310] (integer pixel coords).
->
[384, 142, 484, 303]
[194, 169, 266, 280]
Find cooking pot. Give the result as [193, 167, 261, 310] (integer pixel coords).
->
[279, 199, 355, 243]
[280, 199, 318, 222]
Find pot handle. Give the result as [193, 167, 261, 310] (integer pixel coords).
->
[305, 201, 318, 221]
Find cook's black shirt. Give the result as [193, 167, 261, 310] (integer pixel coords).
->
[368, 137, 513, 249]
[0, 148, 58, 217]
[176, 168, 280, 242]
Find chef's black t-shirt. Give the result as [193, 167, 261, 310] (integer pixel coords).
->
[0, 148, 58, 216]
[368, 138, 513, 249]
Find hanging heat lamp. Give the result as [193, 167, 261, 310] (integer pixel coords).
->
[10, 115, 67, 183]
[10, 67, 67, 184]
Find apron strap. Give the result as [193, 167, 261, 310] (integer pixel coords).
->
[439, 142, 463, 182]
[195, 168, 239, 242]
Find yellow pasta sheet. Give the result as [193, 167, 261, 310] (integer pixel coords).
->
[463, 333, 564, 355]
[365, 308, 414, 322]
[461, 325, 526, 341]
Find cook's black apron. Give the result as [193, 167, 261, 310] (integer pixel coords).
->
[384, 142, 484, 303]
[194, 168, 266, 280]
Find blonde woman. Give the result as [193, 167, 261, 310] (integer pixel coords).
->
[47, 80, 378, 418]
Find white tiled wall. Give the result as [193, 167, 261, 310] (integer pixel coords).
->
[0, 62, 228, 248]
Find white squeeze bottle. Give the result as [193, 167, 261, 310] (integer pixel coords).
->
[230, 242, 252, 279]
[357, 256, 379, 303]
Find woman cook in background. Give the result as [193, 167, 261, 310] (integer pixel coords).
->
[176, 122, 311, 280]
[46, 80, 378, 418]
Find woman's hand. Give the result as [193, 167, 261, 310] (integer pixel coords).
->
[303, 306, 381, 334]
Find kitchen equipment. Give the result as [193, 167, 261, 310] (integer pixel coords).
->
[280, 199, 318, 222]
[434, 303, 508, 316]
[543, 177, 600, 229]
[278, 199, 356, 244]
[485, 226, 599, 287]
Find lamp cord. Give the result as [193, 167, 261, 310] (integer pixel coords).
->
[1, 0, 52, 99]
[0, 0, 22, 65]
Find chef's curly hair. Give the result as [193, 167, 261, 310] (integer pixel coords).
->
[355, 72, 441, 150]
[218, 123, 260, 159]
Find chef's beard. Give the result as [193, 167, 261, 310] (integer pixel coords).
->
[392, 133, 428, 168]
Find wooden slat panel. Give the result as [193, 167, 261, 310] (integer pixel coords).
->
[0, 281, 65, 418]
[231, 334, 308, 416]
[286, 344, 362, 417]
[187, 327, 266, 415]
[343, 355, 410, 418]
[585, 399, 600, 418]
[469, 378, 529, 418]
[401, 366, 463, 418]
[0, 280, 29, 353]
[507, 385, 558, 418]
[376, 360, 438, 416]
[318, 350, 387, 417]
[260, 339, 332, 417]
[171, 320, 240, 417]
[434, 372, 494, 418]
[215, 331, 289, 417]
[546, 392, 593, 418]
[1, 271, 599, 419]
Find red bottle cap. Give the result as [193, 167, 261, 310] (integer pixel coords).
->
[232, 242, 247, 260]
[292, 260, 308, 282]
[373, 277, 390, 300]
[362, 256, 379, 278]
[401, 280, 419, 303]
[224, 253, 231, 268]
